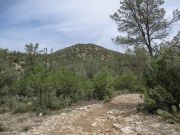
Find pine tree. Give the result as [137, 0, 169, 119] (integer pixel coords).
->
[111, 0, 180, 56]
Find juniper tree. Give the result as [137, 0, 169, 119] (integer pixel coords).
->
[110, 0, 180, 56]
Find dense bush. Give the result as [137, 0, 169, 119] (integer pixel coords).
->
[0, 49, 19, 98]
[114, 71, 145, 92]
[144, 46, 180, 112]
[49, 69, 81, 103]
[79, 80, 94, 100]
[1, 42, 179, 118]
[6, 96, 33, 113]
[144, 86, 174, 113]
[92, 70, 114, 100]
[157, 104, 180, 123]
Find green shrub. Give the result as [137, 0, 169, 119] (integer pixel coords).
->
[144, 86, 174, 113]
[0, 105, 8, 114]
[46, 96, 71, 110]
[104, 96, 111, 102]
[114, 72, 145, 92]
[8, 97, 33, 113]
[93, 70, 114, 100]
[50, 69, 81, 102]
[144, 47, 180, 112]
[79, 80, 94, 100]
[32, 95, 49, 113]
[157, 104, 180, 123]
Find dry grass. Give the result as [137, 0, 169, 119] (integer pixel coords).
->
[0, 113, 45, 135]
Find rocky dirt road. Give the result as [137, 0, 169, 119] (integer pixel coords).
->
[25, 94, 180, 135]
[1, 94, 179, 135]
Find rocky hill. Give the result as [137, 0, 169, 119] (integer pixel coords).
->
[51, 43, 124, 74]
[54, 43, 121, 61]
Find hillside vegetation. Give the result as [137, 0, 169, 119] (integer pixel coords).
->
[0, 0, 180, 134]
[0, 40, 179, 118]
[0, 34, 180, 135]
[54, 43, 119, 61]
[0, 43, 123, 114]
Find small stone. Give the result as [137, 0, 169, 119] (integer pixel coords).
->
[151, 123, 161, 128]
[107, 115, 117, 121]
[113, 124, 133, 134]
[107, 110, 114, 115]
[39, 113, 43, 117]
[107, 109, 123, 116]
[79, 106, 88, 111]
[135, 122, 143, 124]
[61, 113, 66, 116]
[117, 116, 123, 121]
[120, 127, 133, 134]
[113, 123, 122, 129]
[113, 110, 123, 115]
[91, 122, 97, 127]
[124, 117, 133, 123]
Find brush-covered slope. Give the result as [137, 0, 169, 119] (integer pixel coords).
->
[52, 43, 124, 73]
[54, 43, 120, 61]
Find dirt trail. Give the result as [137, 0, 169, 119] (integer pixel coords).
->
[25, 94, 180, 135]
[71, 94, 143, 134]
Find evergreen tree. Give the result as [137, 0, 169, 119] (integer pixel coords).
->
[111, 0, 180, 56]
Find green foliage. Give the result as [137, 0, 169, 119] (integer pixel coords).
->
[157, 104, 180, 123]
[172, 105, 178, 114]
[144, 86, 174, 112]
[6, 96, 33, 113]
[49, 69, 81, 102]
[0, 49, 18, 95]
[79, 80, 94, 100]
[104, 96, 111, 103]
[125, 46, 150, 74]
[144, 46, 180, 112]
[54, 44, 117, 61]
[93, 70, 114, 100]
[114, 72, 145, 92]
[110, 0, 180, 56]
[46, 96, 69, 110]
[0, 39, 178, 119]
[0, 106, 7, 114]
[83, 60, 99, 80]
[0, 47, 99, 113]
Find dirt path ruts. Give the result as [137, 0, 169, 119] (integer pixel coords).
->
[26, 94, 180, 135]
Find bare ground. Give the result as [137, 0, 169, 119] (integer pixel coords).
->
[0, 94, 180, 135]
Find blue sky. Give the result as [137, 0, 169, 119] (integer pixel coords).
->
[0, 0, 179, 52]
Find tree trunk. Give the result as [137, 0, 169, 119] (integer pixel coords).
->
[147, 45, 153, 57]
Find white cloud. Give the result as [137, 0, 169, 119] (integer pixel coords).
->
[1, 0, 121, 52]
[0, 0, 179, 52]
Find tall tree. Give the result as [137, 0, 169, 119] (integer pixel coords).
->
[25, 43, 39, 73]
[110, 0, 180, 56]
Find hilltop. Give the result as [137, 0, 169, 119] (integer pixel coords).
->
[52, 43, 123, 74]
[54, 43, 121, 61]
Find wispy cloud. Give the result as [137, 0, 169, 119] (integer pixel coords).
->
[0, 0, 179, 52]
